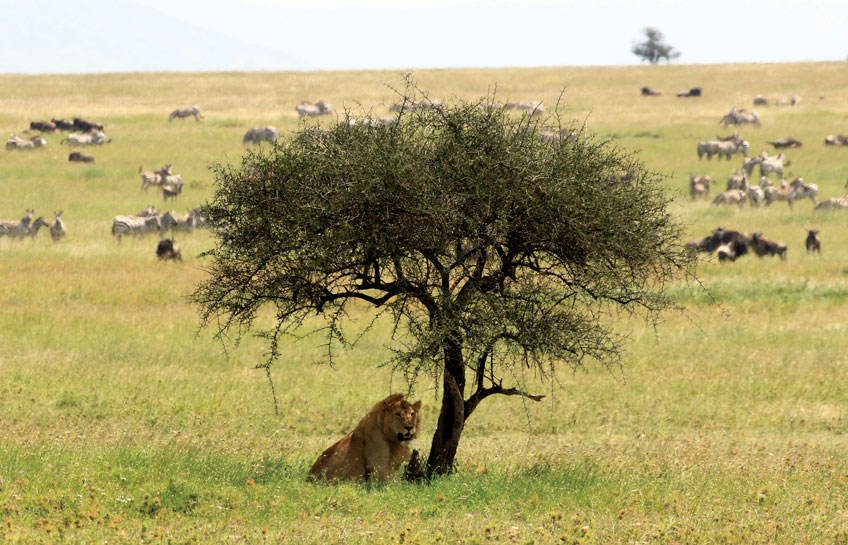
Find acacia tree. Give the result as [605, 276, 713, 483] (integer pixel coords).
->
[192, 85, 695, 478]
[632, 28, 680, 65]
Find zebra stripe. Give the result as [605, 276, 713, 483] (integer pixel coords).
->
[111, 215, 161, 242]
[814, 196, 848, 211]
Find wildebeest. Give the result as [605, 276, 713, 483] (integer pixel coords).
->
[753, 95, 768, 106]
[169, 105, 203, 122]
[295, 101, 333, 117]
[243, 126, 278, 145]
[805, 229, 821, 253]
[641, 87, 661, 96]
[690, 174, 712, 200]
[751, 233, 787, 260]
[687, 227, 750, 260]
[156, 238, 182, 261]
[30, 120, 56, 132]
[824, 134, 848, 146]
[51, 118, 74, 131]
[68, 151, 95, 163]
[61, 130, 109, 147]
[49, 211, 66, 242]
[677, 87, 702, 98]
[72, 117, 103, 133]
[720, 107, 760, 127]
[6, 134, 47, 151]
[767, 137, 802, 149]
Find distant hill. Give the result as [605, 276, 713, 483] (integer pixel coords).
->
[0, 0, 309, 74]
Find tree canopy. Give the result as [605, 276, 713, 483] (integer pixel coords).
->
[632, 28, 680, 65]
[192, 85, 695, 478]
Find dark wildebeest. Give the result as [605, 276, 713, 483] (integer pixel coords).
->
[156, 238, 182, 261]
[767, 137, 802, 149]
[677, 87, 702, 98]
[51, 118, 74, 131]
[687, 228, 750, 260]
[805, 229, 821, 254]
[641, 87, 661, 96]
[751, 233, 787, 260]
[30, 121, 56, 133]
[72, 117, 104, 133]
[68, 151, 95, 163]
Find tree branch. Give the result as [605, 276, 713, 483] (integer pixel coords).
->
[463, 382, 545, 421]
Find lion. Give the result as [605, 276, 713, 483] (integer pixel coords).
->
[307, 393, 422, 483]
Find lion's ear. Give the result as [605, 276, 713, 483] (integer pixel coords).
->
[382, 393, 404, 408]
[412, 400, 422, 411]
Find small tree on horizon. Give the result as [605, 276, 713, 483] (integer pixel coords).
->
[192, 82, 696, 479]
[632, 27, 680, 65]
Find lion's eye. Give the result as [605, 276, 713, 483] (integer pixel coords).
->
[395, 414, 402, 419]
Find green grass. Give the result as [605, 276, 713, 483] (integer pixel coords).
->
[2, 63, 848, 543]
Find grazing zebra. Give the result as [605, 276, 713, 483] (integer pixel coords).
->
[788, 177, 818, 206]
[296, 100, 333, 117]
[61, 130, 109, 147]
[758, 152, 787, 178]
[162, 181, 183, 201]
[761, 178, 793, 207]
[726, 169, 748, 191]
[711, 189, 747, 207]
[160, 211, 195, 232]
[6, 134, 47, 151]
[243, 126, 278, 145]
[747, 185, 764, 207]
[504, 101, 544, 116]
[389, 100, 442, 112]
[111, 215, 161, 242]
[814, 196, 848, 211]
[697, 138, 748, 160]
[824, 134, 848, 146]
[720, 107, 760, 127]
[0, 210, 34, 238]
[169, 105, 203, 122]
[140, 165, 177, 191]
[50, 211, 66, 242]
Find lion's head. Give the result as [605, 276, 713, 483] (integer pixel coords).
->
[380, 394, 421, 444]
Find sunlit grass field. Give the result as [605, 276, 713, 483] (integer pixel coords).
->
[2, 63, 848, 544]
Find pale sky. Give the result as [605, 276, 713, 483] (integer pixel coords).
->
[3, 0, 848, 73]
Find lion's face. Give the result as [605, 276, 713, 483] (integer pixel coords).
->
[383, 398, 421, 444]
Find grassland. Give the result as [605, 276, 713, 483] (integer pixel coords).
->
[1, 63, 848, 544]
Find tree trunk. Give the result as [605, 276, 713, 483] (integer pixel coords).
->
[426, 340, 466, 477]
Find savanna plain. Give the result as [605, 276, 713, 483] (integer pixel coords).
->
[2, 63, 848, 544]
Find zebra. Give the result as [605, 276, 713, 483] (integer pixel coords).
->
[162, 181, 183, 201]
[697, 138, 748, 160]
[27, 216, 50, 238]
[720, 107, 760, 127]
[6, 134, 47, 151]
[169, 105, 203, 122]
[111, 215, 161, 242]
[814, 196, 848, 211]
[61, 130, 109, 147]
[758, 152, 787, 179]
[689, 174, 712, 200]
[160, 211, 195, 232]
[49, 211, 66, 242]
[295, 101, 333, 117]
[504, 101, 544, 117]
[0, 210, 34, 238]
[140, 165, 177, 191]
[243, 126, 278, 145]
[788, 178, 818, 206]
[711, 189, 747, 207]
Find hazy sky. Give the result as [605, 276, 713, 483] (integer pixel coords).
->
[5, 0, 848, 73]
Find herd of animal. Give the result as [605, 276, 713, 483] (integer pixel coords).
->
[0, 210, 66, 241]
[673, 88, 842, 263]
[687, 226, 821, 263]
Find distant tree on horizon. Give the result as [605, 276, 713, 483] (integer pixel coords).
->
[632, 28, 680, 65]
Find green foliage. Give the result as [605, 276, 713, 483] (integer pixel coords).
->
[632, 28, 681, 65]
